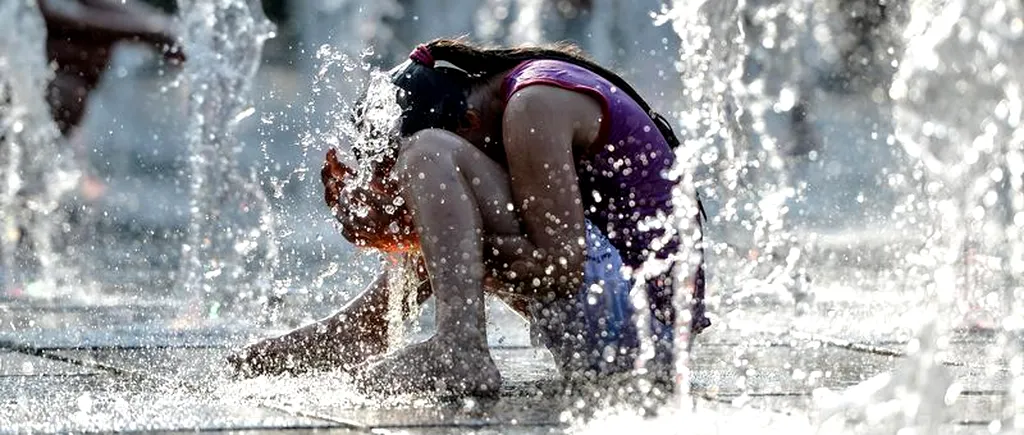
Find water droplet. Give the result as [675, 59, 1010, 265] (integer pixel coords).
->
[77, 393, 94, 413]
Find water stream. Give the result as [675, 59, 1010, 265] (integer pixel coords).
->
[657, 0, 1023, 430]
[889, 0, 1024, 428]
[177, 0, 279, 308]
[0, 0, 80, 296]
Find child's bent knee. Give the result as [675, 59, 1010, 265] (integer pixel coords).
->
[405, 129, 471, 154]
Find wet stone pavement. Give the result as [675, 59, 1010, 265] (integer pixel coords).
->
[0, 294, 1012, 434]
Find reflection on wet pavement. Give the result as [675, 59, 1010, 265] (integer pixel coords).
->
[0, 291, 1011, 433]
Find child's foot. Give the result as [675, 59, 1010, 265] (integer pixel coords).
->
[354, 336, 503, 398]
[228, 323, 385, 377]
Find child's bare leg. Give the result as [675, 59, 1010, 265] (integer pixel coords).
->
[232, 129, 523, 380]
[355, 129, 522, 396]
[229, 259, 432, 377]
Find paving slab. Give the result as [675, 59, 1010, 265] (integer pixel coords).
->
[0, 300, 176, 334]
[0, 375, 335, 433]
[0, 293, 1009, 434]
[390, 427, 564, 435]
[50, 347, 232, 387]
[492, 348, 560, 383]
[948, 394, 1010, 424]
[728, 392, 1010, 425]
[947, 365, 1010, 393]
[36, 346, 567, 431]
[691, 343, 899, 395]
[563, 398, 821, 434]
[47, 346, 558, 391]
[1, 330, 983, 433]
[0, 351, 102, 376]
[214, 375, 563, 431]
[938, 425, 995, 435]
[317, 396, 564, 429]
[207, 347, 564, 429]
[0, 322, 256, 350]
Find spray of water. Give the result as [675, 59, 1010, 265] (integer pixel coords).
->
[657, 0, 754, 412]
[300, 42, 421, 345]
[341, 70, 402, 182]
[177, 0, 279, 308]
[508, 0, 544, 44]
[655, 0, 1022, 430]
[887, 0, 1024, 430]
[0, 0, 80, 295]
[474, 0, 512, 43]
[653, 0, 1023, 430]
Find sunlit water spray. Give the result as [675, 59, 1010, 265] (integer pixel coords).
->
[177, 0, 279, 308]
[891, 0, 1024, 325]
[658, 0, 812, 410]
[340, 70, 423, 349]
[650, 0, 1021, 430]
[1, 0, 1016, 430]
[305, 50, 423, 346]
[259, 16, 391, 322]
[886, 0, 1024, 429]
[0, 0, 80, 296]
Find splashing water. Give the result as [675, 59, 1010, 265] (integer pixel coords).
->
[0, 0, 80, 295]
[343, 73, 425, 349]
[1, 0, 1021, 431]
[657, 0, 741, 409]
[292, 44, 375, 191]
[291, 41, 393, 212]
[295, 0, 401, 153]
[666, 0, 821, 295]
[891, 0, 1024, 321]
[568, 402, 815, 434]
[887, 0, 1024, 429]
[303, 43, 420, 345]
[655, 0, 1023, 430]
[177, 0, 279, 305]
[508, 0, 545, 44]
[342, 70, 402, 185]
[384, 252, 426, 350]
[659, 0, 793, 411]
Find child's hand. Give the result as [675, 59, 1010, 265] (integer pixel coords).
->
[322, 148, 418, 251]
[321, 148, 355, 212]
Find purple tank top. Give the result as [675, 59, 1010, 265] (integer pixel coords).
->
[501, 59, 682, 312]
[502, 59, 679, 267]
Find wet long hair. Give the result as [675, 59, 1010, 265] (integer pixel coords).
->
[376, 38, 683, 149]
